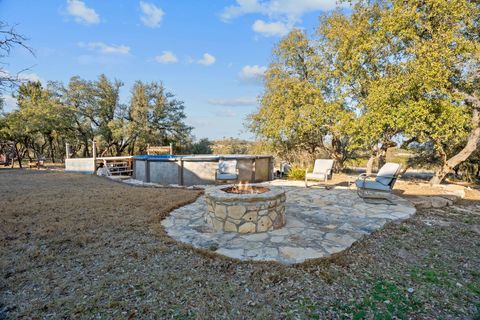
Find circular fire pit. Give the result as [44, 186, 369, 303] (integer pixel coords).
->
[205, 184, 286, 233]
[221, 185, 269, 194]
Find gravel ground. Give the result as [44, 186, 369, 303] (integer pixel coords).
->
[1, 170, 479, 319]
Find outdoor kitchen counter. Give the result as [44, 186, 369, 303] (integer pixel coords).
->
[133, 154, 274, 186]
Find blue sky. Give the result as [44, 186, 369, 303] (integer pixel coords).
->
[1, 0, 341, 140]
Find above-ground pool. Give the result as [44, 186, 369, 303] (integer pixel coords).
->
[133, 155, 274, 186]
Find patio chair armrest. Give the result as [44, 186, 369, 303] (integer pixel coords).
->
[216, 169, 239, 178]
[357, 173, 373, 180]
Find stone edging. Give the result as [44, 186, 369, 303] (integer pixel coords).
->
[408, 194, 462, 209]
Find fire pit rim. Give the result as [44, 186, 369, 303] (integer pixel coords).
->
[205, 184, 285, 202]
[220, 185, 270, 194]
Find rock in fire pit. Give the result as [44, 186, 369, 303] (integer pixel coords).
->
[205, 184, 286, 233]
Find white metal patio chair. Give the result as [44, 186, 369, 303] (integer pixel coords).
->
[215, 159, 239, 184]
[355, 162, 401, 204]
[305, 159, 334, 188]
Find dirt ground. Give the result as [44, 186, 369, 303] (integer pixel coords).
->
[1, 170, 479, 319]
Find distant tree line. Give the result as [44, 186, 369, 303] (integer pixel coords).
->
[0, 76, 196, 167]
[249, 0, 480, 184]
[0, 21, 222, 167]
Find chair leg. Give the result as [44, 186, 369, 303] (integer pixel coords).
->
[356, 185, 365, 198]
[362, 195, 396, 205]
[357, 188, 396, 205]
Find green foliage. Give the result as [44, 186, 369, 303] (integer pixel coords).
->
[182, 138, 213, 154]
[456, 159, 480, 182]
[339, 280, 421, 319]
[0, 75, 193, 161]
[453, 148, 480, 181]
[249, 0, 480, 182]
[125, 80, 192, 155]
[248, 29, 356, 170]
[247, 140, 275, 155]
[287, 166, 306, 180]
[288, 280, 421, 319]
[350, 0, 479, 183]
[0, 81, 75, 164]
[410, 267, 450, 285]
[211, 137, 251, 155]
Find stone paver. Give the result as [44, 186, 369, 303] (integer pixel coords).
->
[162, 182, 416, 264]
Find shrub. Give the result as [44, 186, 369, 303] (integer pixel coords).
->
[287, 166, 306, 180]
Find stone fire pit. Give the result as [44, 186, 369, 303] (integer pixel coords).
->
[205, 184, 286, 233]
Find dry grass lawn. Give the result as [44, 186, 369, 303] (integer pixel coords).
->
[1, 170, 479, 319]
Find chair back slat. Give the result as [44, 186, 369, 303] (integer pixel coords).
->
[375, 163, 401, 186]
[313, 159, 334, 174]
[218, 160, 237, 174]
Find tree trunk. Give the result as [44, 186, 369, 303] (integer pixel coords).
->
[430, 164, 453, 185]
[57, 137, 65, 162]
[328, 149, 345, 172]
[48, 135, 55, 163]
[129, 140, 136, 156]
[366, 155, 376, 175]
[378, 146, 388, 169]
[83, 139, 90, 157]
[334, 158, 344, 172]
[13, 143, 22, 168]
[430, 107, 480, 184]
[330, 136, 346, 172]
[366, 145, 379, 175]
[24, 138, 33, 161]
[400, 164, 410, 176]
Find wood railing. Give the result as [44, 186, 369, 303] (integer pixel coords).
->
[97, 156, 133, 176]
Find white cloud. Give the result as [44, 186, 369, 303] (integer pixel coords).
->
[19, 72, 44, 84]
[252, 20, 290, 37]
[221, 0, 342, 37]
[221, 0, 339, 22]
[78, 42, 130, 54]
[66, 0, 100, 25]
[198, 53, 216, 66]
[155, 51, 178, 64]
[210, 108, 238, 118]
[239, 65, 267, 83]
[220, 0, 263, 22]
[186, 53, 217, 66]
[208, 97, 257, 106]
[140, 1, 164, 28]
[1, 95, 18, 112]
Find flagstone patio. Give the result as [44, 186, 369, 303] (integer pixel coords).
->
[162, 181, 416, 264]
